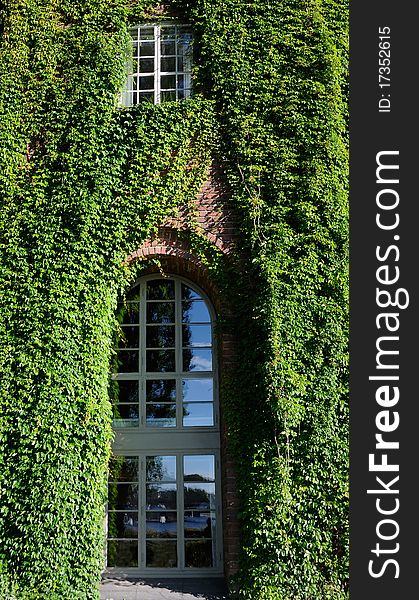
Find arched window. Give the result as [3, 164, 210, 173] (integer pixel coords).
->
[106, 276, 223, 575]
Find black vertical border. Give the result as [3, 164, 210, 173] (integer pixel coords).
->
[350, 1, 418, 598]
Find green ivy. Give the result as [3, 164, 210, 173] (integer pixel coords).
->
[0, 0, 348, 598]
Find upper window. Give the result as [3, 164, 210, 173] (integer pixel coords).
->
[121, 24, 193, 106]
[112, 277, 216, 429]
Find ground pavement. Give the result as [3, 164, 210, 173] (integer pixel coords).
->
[100, 578, 230, 600]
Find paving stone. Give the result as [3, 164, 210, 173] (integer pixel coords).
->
[100, 578, 229, 600]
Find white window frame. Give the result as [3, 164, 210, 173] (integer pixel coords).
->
[106, 275, 223, 577]
[121, 23, 193, 106]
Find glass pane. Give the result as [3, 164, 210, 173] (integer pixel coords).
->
[147, 302, 175, 324]
[117, 349, 139, 373]
[161, 74, 176, 89]
[182, 300, 211, 323]
[161, 91, 176, 102]
[140, 27, 154, 40]
[132, 40, 139, 59]
[178, 34, 193, 56]
[117, 303, 139, 324]
[146, 512, 177, 538]
[146, 540, 177, 567]
[182, 285, 201, 300]
[184, 455, 215, 482]
[178, 88, 192, 101]
[183, 403, 214, 427]
[140, 58, 154, 73]
[108, 483, 138, 511]
[146, 379, 176, 403]
[126, 285, 141, 302]
[138, 91, 154, 103]
[107, 540, 138, 567]
[139, 76, 154, 90]
[182, 379, 213, 403]
[177, 74, 184, 90]
[184, 511, 215, 538]
[161, 57, 176, 72]
[119, 326, 139, 348]
[146, 350, 175, 372]
[113, 404, 139, 427]
[184, 483, 215, 511]
[185, 540, 213, 568]
[161, 40, 175, 56]
[146, 325, 175, 348]
[182, 324, 211, 347]
[146, 456, 176, 482]
[139, 41, 155, 57]
[109, 456, 139, 482]
[146, 483, 177, 510]
[146, 404, 176, 428]
[147, 280, 175, 300]
[160, 26, 176, 39]
[110, 380, 139, 404]
[183, 349, 212, 372]
[107, 512, 138, 538]
[177, 56, 184, 72]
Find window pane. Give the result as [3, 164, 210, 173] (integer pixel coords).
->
[119, 326, 139, 348]
[178, 88, 192, 101]
[184, 511, 215, 538]
[161, 91, 177, 102]
[146, 456, 176, 482]
[140, 58, 154, 73]
[182, 324, 211, 347]
[117, 349, 139, 372]
[185, 540, 213, 568]
[109, 456, 139, 482]
[146, 540, 177, 567]
[183, 403, 214, 427]
[107, 512, 138, 538]
[146, 512, 177, 538]
[183, 349, 212, 372]
[160, 26, 176, 39]
[147, 302, 175, 324]
[146, 483, 177, 510]
[146, 325, 175, 348]
[139, 76, 154, 90]
[117, 303, 139, 324]
[138, 91, 154, 103]
[113, 404, 139, 427]
[107, 540, 138, 567]
[161, 40, 176, 56]
[161, 74, 176, 89]
[111, 380, 139, 404]
[139, 41, 155, 57]
[184, 455, 215, 482]
[182, 285, 201, 300]
[147, 280, 175, 300]
[146, 349, 175, 372]
[140, 26, 154, 40]
[146, 379, 176, 402]
[177, 56, 184, 72]
[161, 57, 176, 72]
[108, 483, 138, 511]
[184, 483, 215, 511]
[182, 379, 213, 403]
[146, 403, 176, 428]
[182, 300, 211, 323]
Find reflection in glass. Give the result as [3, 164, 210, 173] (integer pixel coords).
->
[108, 483, 138, 511]
[182, 379, 213, 402]
[185, 540, 213, 568]
[183, 403, 213, 427]
[146, 483, 177, 510]
[117, 349, 139, 372]
[146, 404, 176, 428]
[146, 325, 175, 348]
[184, 483, 215, 511]
[146, 379, 176, 402]
[146, 280, 175, 300]
[110, 379, 139, 405]
[147, 349, 175, 372]
[119, 326, 139, 348]
[183, 349, 212, 372]
[107, 540, 138, 567]
[107, 512, 138, 538]
[109, 456, 139, 482]
[146, 456, 176, 482]
[113, 404, 139, 427]
[146, 540, 177, 567]
[184, 511, 214, 538]
[161, 41, 175, 55]
[182, 300, 210, 323]
[184, 455, 215, 482]
[117, 303, 139, 324]
[182, 284, 201, 300]
[147, 302, 175, 323]
[146, 511, 177, 538]
[182, 324, 211, 347]
[139, 41, 155, 57]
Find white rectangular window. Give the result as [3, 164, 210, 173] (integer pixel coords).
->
[121, 24, 193, 106]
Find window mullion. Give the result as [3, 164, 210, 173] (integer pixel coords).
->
[155, 25, 160, 104]
[140, 281, 146, 428]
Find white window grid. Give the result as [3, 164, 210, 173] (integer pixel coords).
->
[121, 23, 193, 106]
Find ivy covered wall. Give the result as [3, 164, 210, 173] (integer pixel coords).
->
[0, 0, 348, 598]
